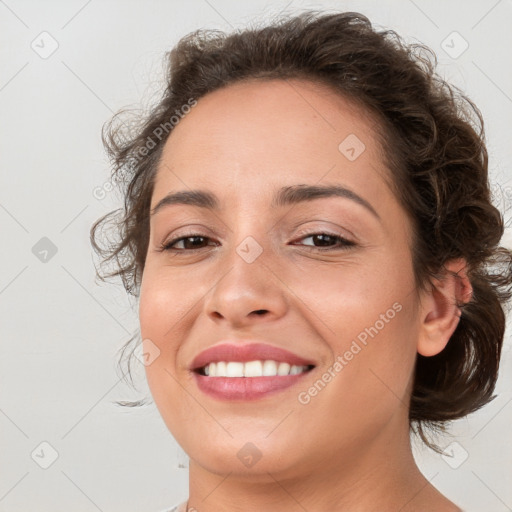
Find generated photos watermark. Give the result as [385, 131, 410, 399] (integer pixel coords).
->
[298, 301, 403, 405]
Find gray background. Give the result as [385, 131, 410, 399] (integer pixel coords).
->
[1, 0, 511, 511]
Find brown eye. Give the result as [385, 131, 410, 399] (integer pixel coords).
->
[161, 235, 215, 251]
[293, 232, 356, 251]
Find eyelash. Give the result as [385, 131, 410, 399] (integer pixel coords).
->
[158, 231, 356, 253]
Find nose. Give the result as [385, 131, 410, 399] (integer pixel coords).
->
[203, 244, 288, 329]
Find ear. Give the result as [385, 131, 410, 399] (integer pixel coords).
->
[417, 258, 473, 357]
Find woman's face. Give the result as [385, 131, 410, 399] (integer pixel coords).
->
[139, 78, 423, 478]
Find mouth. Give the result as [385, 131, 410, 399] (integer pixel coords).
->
[190, 342, 316, 400]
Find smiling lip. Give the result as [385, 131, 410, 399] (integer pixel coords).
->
[190, 342, 316, 371]
[190, 342, 316, 401]
[193, 372, 312, 400]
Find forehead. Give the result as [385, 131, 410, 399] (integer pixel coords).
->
[153, 78, 388, 202]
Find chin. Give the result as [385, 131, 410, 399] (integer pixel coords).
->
[182, 428, 309, 479]
[190, 448, 300, 480]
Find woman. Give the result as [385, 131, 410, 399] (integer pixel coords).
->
[90, 11, 512, 512]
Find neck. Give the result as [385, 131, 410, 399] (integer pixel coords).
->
[185, 415, 459, 512]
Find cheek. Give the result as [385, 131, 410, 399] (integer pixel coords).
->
[288, 253, 418, 412]
[139, 276, 197, 442]
[288, 248, 416, 343]
[292, 298, 418, 455]
[139, 267, 199, 348]
[138, 271, 193, 413]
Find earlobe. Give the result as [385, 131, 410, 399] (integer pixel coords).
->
[417, 259, 473, 357]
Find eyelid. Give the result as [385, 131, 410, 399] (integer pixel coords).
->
[291, 222, 357, 243]
[159, 222, 218, 243]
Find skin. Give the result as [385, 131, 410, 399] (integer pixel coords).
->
[139, 78, 470, 512]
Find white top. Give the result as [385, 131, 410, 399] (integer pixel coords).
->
[159, 502, 187, 512]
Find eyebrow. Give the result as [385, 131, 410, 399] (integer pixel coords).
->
[150, 184, 380, 220]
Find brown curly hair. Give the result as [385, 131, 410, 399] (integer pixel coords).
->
[90, 10, 512, 449]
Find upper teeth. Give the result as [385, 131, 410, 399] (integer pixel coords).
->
[203, 360, 310, 377]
